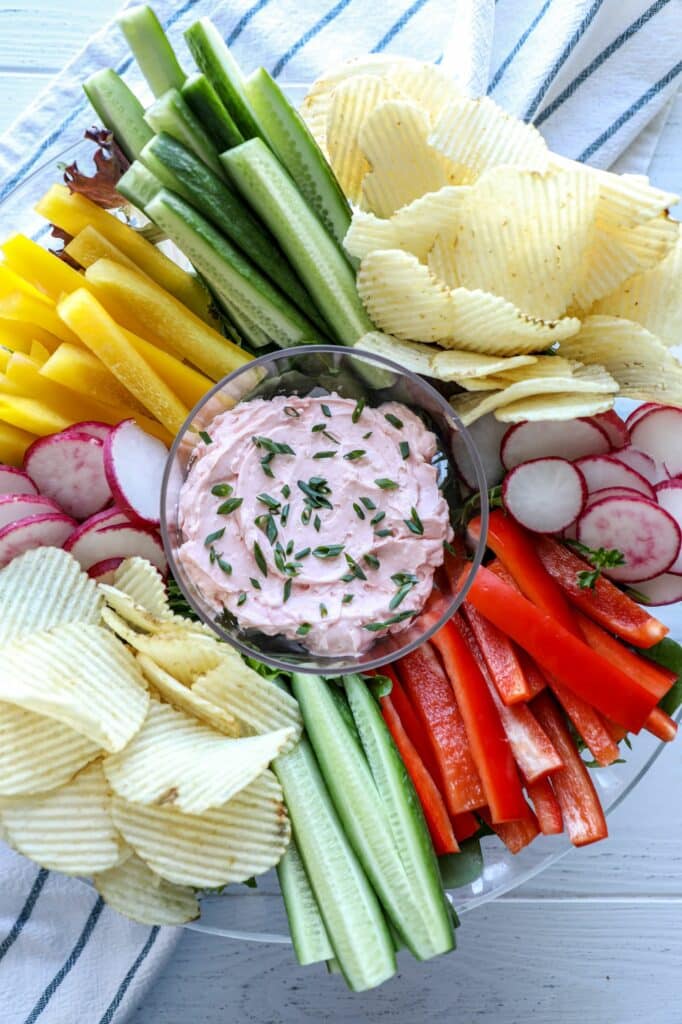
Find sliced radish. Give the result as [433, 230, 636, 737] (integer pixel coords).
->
[0, 513, 77, 568]
[24, 432, 111, 520]
[65, 520, 166, 573]
[624, 403, 657, 431]
[653, 481, 682, 573]
[501, 418, 610, 471]
[630, 407, 682, 478]
[60, 421, 112, 443]
[574, 455, 656, 500]
[632, 573, 682, 606]
[452, 414, 507, 489]
[103, 420, 168, 527]
[88, 557, 125, 584]
[0, 493, 63, 530]
[577, 497, 681, 583]
[585, 486, 655, 510]
[0, 466, 38, 496]
[502, 458, 586, 534]
[612, 446, 658, 484]
[77, 507, 134, 534]
[591, 411, 629, 449]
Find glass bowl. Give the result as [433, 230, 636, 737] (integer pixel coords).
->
[160, 344, 489, 675]
[3, 140, 680, 946]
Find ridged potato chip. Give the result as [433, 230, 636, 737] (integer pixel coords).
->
[0, 623, 148, 751]
[0, 546, 101, 646]
[559, 315, 682, 406]
[112, 557, 169, 618]
[593, 226, 682, 345]
[384, 62, 462, 123]
[101, 607, 222, 684]
[470, 355, 578, 388]
[344, 187, 466, 262]
[94, 851, 199, 926]
[494, 392, 615, 423]
[0, 761, 122, 874]
[428, 94, 549, 183]
[355, 331, 436, 377]
[100, 585, 212, 638]
[135, 654, 239, 735]
[327, 76, 402, 203]
[551, 155, 679, 230]
[357, 250, 581, 354]
[104, 699, 293, 814]
[0, 702, 99, 796]
[111, 770, 290, 888]
[450, 364, 617, 424]
[360, 101, 461, 217]
[192, 652, 302, 740]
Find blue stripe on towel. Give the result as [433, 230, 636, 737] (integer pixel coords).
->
[0, 869, 49, 963]
[271, 0, 355, 77]
[228, 0, 273, 45]
[488, 0, 554, 93]
[371, 0, 430, 52]
[98, 927, 160, 1024]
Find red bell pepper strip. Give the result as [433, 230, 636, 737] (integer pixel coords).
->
[461, 564, 659, 733]
[377, 665, 444, 785]
[479, 807, 539, 854]
[380, 692, 459, 854]
[575, 611, 675, 702]
[430, 617, 531, 824]
[462, 601, 533, 704]
[397, 642, 486, 815]
[452, 812, 479, 842]
[645, 705, 678, 742]
[535, 536, 668, 649]
[515, 649, 546, 697]
[531, 691, 608, 846]
[525, 776, 563, 835]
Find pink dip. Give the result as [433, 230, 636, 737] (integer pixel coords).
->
[177, 393, 452, 655]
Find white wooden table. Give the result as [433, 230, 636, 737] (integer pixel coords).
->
[2, 4, 681, 1020]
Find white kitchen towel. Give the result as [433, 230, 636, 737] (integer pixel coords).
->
[0, 1, 679, 1022]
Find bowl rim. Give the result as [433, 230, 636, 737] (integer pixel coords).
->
[160, 342, 490, 674]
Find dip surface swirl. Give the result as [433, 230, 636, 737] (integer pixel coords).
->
[177, 393, 452, 655]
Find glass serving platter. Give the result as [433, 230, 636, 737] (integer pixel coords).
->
[3, 133, 680, 945]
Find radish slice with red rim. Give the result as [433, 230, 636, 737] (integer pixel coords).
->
[574, 454, 656, 500]
[653, 481, 682, 573]
[577, 496, 681, 583]
[65, 520, 166, 573]
[24, 432, 111, 520]
[59, 421, 112, 443]
[88, 557, 125, 584]
[624, 403, 657, 431]
[0, 513, 77, 568]
[629, 407, 682, 478]
[500, 418, 610, 471]
[611, 446, 658, 484]
[585, 486, 655, 509]
[631, 574, 682, 606]
[0, 493, 63, 530]
[0, 467, 38, 496]
[103, 420, 168, 527]
[502, 458, 586, 534]
[590, 411, 629, 449]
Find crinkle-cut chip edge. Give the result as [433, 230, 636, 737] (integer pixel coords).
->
[136, 653, 240, 736]
[0, 701, 100, 796]
[112, 557, 170, 618]
[94, 851, 200, 926]
[493, 392, 616, 423]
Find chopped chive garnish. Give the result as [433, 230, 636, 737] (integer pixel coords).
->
[266, 515, 278, 545]
[216, 554, 232, 575]
[281, 503, 290, 527]
[204, 528, 225, 546]
[297, 479, 333, 509]
[312, 423, 326, 432]
[389, 572, 418, 610]
[359, 496, 376, 510]
[253, 435, 295, 456]
[283, 578, 292, 603]
[260, 454, 274, 478]
[364, 553, 380, 570]
[362, 431, 373, 440]
[253, 542, 268, 576]
[295, 547, 311, 560]
[301, 507, 312, 525]
[353, 502, 365, 521]
[313, 451, 336, 459]
[313, 514, 321, 532]
[257, 493, 280, 510]
[364, 610, 417, 631]
[375, 528, 393, 537]
[237, 592, 247, 606]
[375, 478, 398, 490]
[404, 507, 424, 536]
[274, 546, 286, 573]
[370, 511, 386, 525]
[313, 544, 345, 559]
[399, 441, 410, 460]
[351, 398, 365, 423]
[444, 540, 457, 556]
[218, 497, 243, 515]
[324, 430, 340, 444]
[344, 553, 367, 581]
[281, 483, 291, 499]
[341, 573, 355, 583]
[284, 406, 300, 417]
[286, 540, 294, 556]
[249, 577, 262, 590]
[342, 593, 354, 604]
[384, 413, 403, 429]
[211, 483, 232, 497]
[209, 547, 216, 564]
[199, 431, 212, 444]
[297, 623, 312, 637]
[320, 603, 328, 618]
[344, 450, 366, 461]
[321, 403, 332, 418]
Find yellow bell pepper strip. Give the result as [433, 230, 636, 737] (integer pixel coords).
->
[64, 225, 145, 274]
[0, 420, 37, 465]
[0, 293, 81, 346]
[121, 331, 213, 408]
[0, 320, 60, 354]
[28, 341, 51, 364]
[0, 264, 53, 305]
[39, 343, 149, 414]
[0, 394, 72, 435]
[1, 235, 84, 302]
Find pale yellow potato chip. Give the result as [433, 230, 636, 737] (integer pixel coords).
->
[110, 770, 290, 888]
[559, 315, 682, 406]
[592, 227, 682, 345]
[94, 851, 199, 926]
[0, 702, 99, 796]
[101, 607, 222, 683]
[104, 699, 294, 814]
[344, 186, 467, 262]
[482, 355, 578, 383]
[354, 331, 436, 376]
[424, 165, 600, 320]
[0, 761, 122, 874]
[100, 585, 212, 638]
[431, 350, 539, 380]
[112, 557, 169, 618]
[327, 76, 402, 203]
[0, 623, 148, 752]
[360, 101, 461, 217]
[135, 653, 239, 735]
[0, 546, 101, 646]
[450, 364, 617, 424]
[192, 651, 302, 740]
[453, 377, 504, 392]
[550, 155, 679, 229]
[357, 250, 581, 354]
[494, 392, 615, 422]
[429, 94, 549, 183]
[384, 63, 463, 123]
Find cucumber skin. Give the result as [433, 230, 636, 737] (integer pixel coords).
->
[277, 837, 334, 966]
[118, 5, 187, 98]
[182, 73, 244, 151]
[146, 190, 326, 348]
[184, 19, 263, 141]
[273, 739, 396, 991]
[83, 69, 153, 162]
[144, 89, 224, 178]
[116, 161, 162, 210]
[343, 674, 455, 959]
